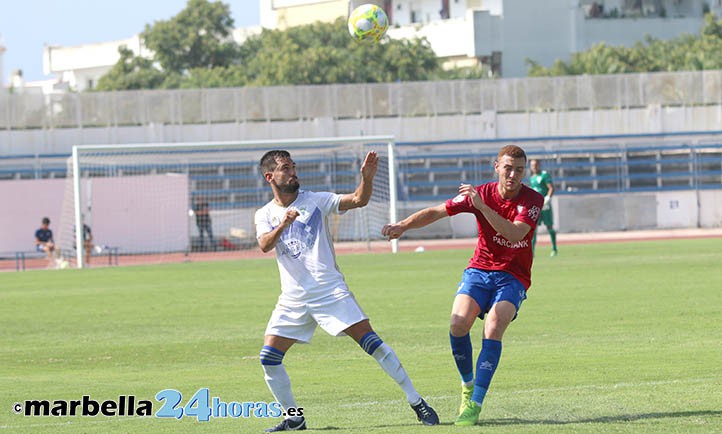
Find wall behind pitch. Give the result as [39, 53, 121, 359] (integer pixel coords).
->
[2, 176, 190, 255]
[399, 189, 722, 239]
[8, 104, 722, 156]
[556, 194, 659, 233]
[699, 190, 722, 227]
[556, 190, 722, 233]
[656, 191, 699, 229]
[0, 179, 65, 253]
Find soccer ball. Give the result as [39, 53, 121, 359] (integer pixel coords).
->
[348, 4, 389, 42]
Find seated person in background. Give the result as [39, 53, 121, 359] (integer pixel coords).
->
[35, 217, 56, 266]
[82, 223, 93, 265]
[73, 219, 95, 266]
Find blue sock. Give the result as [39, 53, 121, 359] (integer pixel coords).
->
[259, 345, 285, 366]
[358, 331, 383, 355]
[450, 333, 474, 383]
[472, 339, 502, 405]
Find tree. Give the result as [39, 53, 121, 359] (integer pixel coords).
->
[527, 13, 722, 76]
[141, 0, 238, 73]
[238, 18, 440, 86]
[96, 5, 441, 90]
[95, 47, 171, 91]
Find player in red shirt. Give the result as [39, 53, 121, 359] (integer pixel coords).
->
[382, 145, 543, 426]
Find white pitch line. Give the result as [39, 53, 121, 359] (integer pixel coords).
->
[339, 377, 721, 408]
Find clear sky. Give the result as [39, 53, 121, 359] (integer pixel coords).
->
[0, 0, 261, 82]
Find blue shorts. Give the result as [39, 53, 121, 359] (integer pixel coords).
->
[456, 268, 527, 320]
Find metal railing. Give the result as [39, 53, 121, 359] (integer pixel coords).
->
[3, 70, 722, 130]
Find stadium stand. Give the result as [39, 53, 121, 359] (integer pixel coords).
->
[0, 154, 69, 180]
[2, 133, 721, 206]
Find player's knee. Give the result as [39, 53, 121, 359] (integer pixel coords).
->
[449, 325, 470, 337]
[259, 345, 285, 366]
[449, 315, 472, 337]
[449, 322, 471, 337]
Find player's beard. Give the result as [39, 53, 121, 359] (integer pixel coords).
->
[278, 181, 300, 194]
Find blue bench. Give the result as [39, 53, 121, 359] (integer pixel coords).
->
[12, 251, 47, 271]
[101, 246, 120, 267]
[11, 246, 119, 271]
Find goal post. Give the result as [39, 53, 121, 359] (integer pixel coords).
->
[59, 136, 399, 268]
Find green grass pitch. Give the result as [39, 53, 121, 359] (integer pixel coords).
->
[1, 238, 721, 433]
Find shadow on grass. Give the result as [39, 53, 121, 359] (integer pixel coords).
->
[484, 409, 722, 426]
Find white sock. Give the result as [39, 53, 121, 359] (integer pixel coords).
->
[371, 343, 422, 405]
[262, 364, 298, 414]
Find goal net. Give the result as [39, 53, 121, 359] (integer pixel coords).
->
[56, 136, 398, 268]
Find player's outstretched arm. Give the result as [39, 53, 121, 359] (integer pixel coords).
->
[382, 203, 448, 240]
[339, 150, 378, 211]
[257, 208, 300, 253]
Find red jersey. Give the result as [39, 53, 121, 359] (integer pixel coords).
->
[445, 182, 544, 290]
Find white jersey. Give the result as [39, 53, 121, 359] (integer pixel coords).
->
[255, 190, 348, 302]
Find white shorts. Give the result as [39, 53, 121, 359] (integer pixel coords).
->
[265, 290, 368, 344]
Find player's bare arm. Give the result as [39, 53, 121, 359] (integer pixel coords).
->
[546, 180, 555, 197]
[339, 151, 379, 211]
[544, 179, 555, 206]
[257, 208, 300, 253]
[459, 183, 531, 243]
[381, 203, 448, 240]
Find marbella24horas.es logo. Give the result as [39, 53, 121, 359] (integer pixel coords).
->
[14, 388, 297, 422]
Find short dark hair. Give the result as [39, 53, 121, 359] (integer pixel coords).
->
[259, 150, 291, 174]
[42, 217, 50, 225]
[497, 145, 527, 162]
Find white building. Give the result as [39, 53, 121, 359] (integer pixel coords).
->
[37, 0, 722, 92]
[0, 38, 5, 89]
[383, 0, 722, 76]
[43, 35, 151, 93]
[1, 35, 53, 94]
[42, 26, 263, 93]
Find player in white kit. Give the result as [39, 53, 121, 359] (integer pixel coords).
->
[255, 150, 438, 432]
